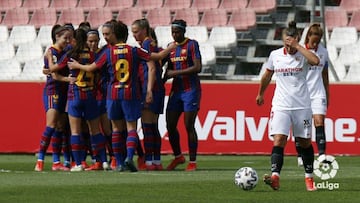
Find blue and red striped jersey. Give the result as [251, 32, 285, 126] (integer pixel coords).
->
[167, 38, 201, 92]
[43, 45, 68, 96]
[57, 48, 96, 100]
[95, 43, 151, 100]
[139, 37, 165, 93]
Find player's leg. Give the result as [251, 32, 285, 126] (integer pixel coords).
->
[35, 108, 58, 171]
[141, 109, 156, 170]
[87, 117, 108, 170]
[182, 89, 201, 171]
[293, 109, 317, 191]
[295, 137, 303, 166]
[166, 110, 184, 170]
[313, 114, 326, 156]
[123, 99, 142, 172]
[166, 92, 185, 170]
[183, 110, 198, 171]
[263, 110, 291, 190]
[68, 114, 84, 171]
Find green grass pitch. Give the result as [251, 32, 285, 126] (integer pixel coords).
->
[0, 154, 359, 203]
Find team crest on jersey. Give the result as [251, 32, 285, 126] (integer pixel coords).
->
[181, 49, 187, 54]
[52, 55, 58, 63]
[295, 56, 301, 61]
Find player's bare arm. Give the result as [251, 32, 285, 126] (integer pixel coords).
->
[166, 58, 202, 78]
[256, 69, 273, 106]
[68, 59, 98, 72]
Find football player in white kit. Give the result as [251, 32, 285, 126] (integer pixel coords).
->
[256, 21, 319, 191]
[295, 23, 329, 166]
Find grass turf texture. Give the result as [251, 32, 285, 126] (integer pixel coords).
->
[0, 155, 359, 203]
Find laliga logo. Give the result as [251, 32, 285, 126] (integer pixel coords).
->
[313, 155, 340, 190]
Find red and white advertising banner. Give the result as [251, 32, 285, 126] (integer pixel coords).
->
[0, 82, 359, 155]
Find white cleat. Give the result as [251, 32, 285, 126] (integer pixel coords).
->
[70, 165, 84, 172]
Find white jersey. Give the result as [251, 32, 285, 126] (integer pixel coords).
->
[265, 47, 311, 110]
[305, 43, 329, 100]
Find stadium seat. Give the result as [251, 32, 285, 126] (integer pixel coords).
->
[208, 26, 237, 49]
[247, 0, 276, 14]
[28, 8, 57, 29]
[57, 8, 85, 26]
[134, 0, 163, 11]
[105, 0, 134, 11]
[337, 43, 360, 67]
[0, 0, 22, 10]
[327, 27, 358, 49]
[348, 10, 360, 31]
[163, 0, 191, 11]
[154, 26, 172, 49]
[343, 62, 360, 82]
[227, 9, 257, 31]
[0, 41, 15, 61]
[339, 0, 360, 14]
[35, 25, 53, 48]
[1, 8, 30, 28]
[77, 0, 106, 11]
[199, 9, 228, 29]
[22, 0, 50, 10]
[145, 8, 171, 27]
[14, 58, 45, 81]
[324, 8, 348, 31]
[191, 0, 220, 11]
[199, 42, 216, 66]
[8, 25, 37, 46]
[218, 0, 248, 12]
[86, 8, 114, 29]
[185, 26, 208, 43]
[15, 42, 44, 64]
[0, 59, 22, 80]
[327, 44, 338, 62]
[117, 8, 143, 26]
[173, 8, 200, 26]
[50, 0, 78, 10]
[330, 59, 347, 81]
[0, 25, 9, 42]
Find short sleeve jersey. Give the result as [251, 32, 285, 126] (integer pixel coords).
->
[265, 47, 311, 110]
[139, 37, 164, 93]
[44, 45, 68, 96]
[305, 43, 329, 100]
[95, 43, 151, 100]
[57, 48, 96, 100]
[167, 38, 201, 93]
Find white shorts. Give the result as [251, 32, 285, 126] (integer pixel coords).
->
[311, 98, 327, 115]
[269, 108, 312, 139]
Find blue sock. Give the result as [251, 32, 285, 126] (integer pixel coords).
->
[71, 135, 83, 165]
[142, 123, 154, 162]
[51, 130, 62, 163]
[38, 126, 55, 160]
[90, 133, 107, 163]
[126, 130, 138, 160]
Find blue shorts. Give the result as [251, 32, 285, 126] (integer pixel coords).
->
[142, 90, 165, 114]
[166, 89, 201, 112]
[97, 99, 107, 115]
[43, 93, 67, 113]
[107, 99, 141, 122]
[67, 98, 100, 120]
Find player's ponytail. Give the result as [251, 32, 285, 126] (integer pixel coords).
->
[283, 20, 299, 38]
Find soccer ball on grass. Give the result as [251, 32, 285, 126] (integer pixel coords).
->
[234, 167, 258, 190]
